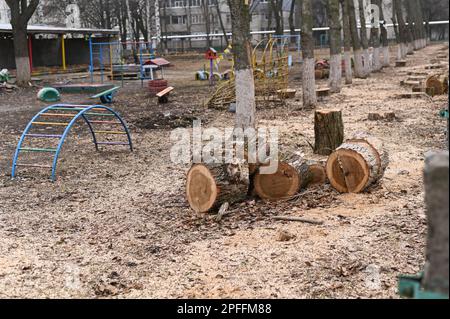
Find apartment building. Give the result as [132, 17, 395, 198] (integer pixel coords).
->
[160, 0, 294, 49]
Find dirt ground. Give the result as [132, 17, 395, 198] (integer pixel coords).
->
[0, 43, 448, 299]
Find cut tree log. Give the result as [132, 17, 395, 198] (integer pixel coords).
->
[396, 92, 430, 99]
[400, 80, 421, 87]
[314, 109, 344, 156]
[426, 75, 448, 95]
[186, 161, 249, 213]
[368, 112, 384, 121]
[253, 161, 301, 201]
[298, 160, 327, 189]
[253, 156, 327, 201]
[326, 132, 389, 193]
[412, 87, 425, 93]
[395, 60, 407, 67]
[425, 87, 435, 96]
[384, 112, 397, 122]
[425, 64, 444, 70]
[407, 71, 428, 76]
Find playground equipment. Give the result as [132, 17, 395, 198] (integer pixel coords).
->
[37, 88, 61, 102]
[206, 37, 289, 109]
[0, 69, 9, 83]
[90, 86, 120, 104]
[89, 39, 157, 87]
[205, 47, 219, 86]
[156, 86, 174, 104]
[270, 34, 302, 65]
[11, 104, 133, 181]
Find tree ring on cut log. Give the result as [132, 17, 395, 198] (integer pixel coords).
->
[186, 164, 218, 213]
[326, 149, 370, 193]
[254, 162, 300, 201]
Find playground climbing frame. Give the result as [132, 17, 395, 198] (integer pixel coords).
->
[11, 104, 133, 182]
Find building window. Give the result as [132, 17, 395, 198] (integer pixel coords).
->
[171, 0, 186, 7]
[171, 15, 187, 24]
[191, 14, 204, 24]
[190, 0, 201, 7]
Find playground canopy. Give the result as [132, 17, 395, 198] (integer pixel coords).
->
[0, 23, 118, 35]
[0, 23, 118, 72]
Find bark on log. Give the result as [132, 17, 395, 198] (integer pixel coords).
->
[186, 161, 249, 213]
[314, 109, 344, 156]
[297, 160, 327, 189]
[326, 133, 389, 193]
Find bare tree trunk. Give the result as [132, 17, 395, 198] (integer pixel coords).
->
[301, 0, 317, 108]
[202, 0, 212, 48]
[228, 0, 256, 129]
[341, 0, 353, 84]
[403, 0, 415, 53]
[415, 0, 427, 48]
[393, 0, 408, 59]
[270, 0, 283, 35]
[347, 0, 365, 78]
[5, 0, 40, 87]
[289, 0, 296, 41]
[379, 0, 390, 67]
[327, 0, 342, 93]
[369, 0, 381, 71]
[358, 0, 371, 76]
[215, 0, 229, 47]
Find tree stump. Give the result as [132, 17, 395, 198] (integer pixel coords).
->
[326, 133, 389, 193]
[316, 88, 330, 97]
[186, 161, 249, 213]
[314, 109, 344, 156]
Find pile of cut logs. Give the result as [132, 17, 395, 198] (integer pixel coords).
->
[186, 110, 389, 213]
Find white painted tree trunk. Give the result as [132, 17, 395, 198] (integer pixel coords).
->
[354, 49, 366, 78]
[407, 42, 414, 54]
[15, 57, 31, 86]
[363, 49, 371, 76]
[344, 51, 353, 84]
[146, 0, 152, 44]
[328, 54, 342, 93]
[154, 0, 161, 47]
[235, 68, 256, 129]
[382, 46, 390, 67]
[372, 47, 381, 72]
[302, 57, 317, 108]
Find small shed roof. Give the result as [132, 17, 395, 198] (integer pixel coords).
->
[0, 23, 119, 35]
[148, 58, 171, 67]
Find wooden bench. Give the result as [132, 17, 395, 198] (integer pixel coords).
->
[156, 86, 174, 104]
[90, 86, 120, 104]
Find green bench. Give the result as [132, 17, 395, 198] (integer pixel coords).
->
[90, 86, 120, 104]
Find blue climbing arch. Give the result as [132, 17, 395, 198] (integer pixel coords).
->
[12, 104, 133, 181]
